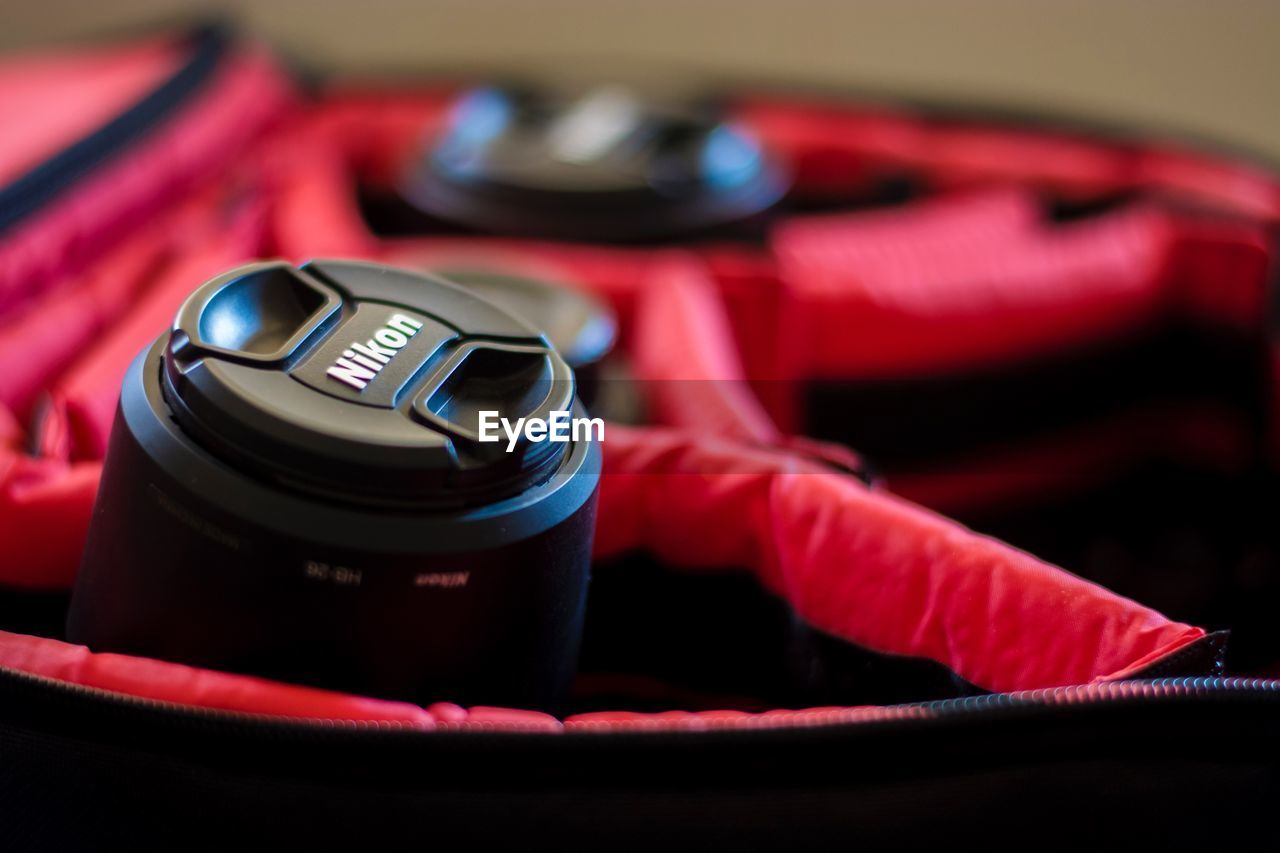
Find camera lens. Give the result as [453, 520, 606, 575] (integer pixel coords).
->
[67, 260, 601, 712]
[403, 83, 789, 242]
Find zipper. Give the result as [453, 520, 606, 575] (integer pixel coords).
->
[1, 661, 1277, 739]
[564, 677, 1280, 732]
[0, 24, 232, 235]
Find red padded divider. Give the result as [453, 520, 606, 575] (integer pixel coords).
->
[0, 425, 1207, 727]
[595, 426, 1205, 693]
[774, 192, 1174, 378]
[633, 252, 781, 445]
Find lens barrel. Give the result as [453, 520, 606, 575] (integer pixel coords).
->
[67, 260, 601, 712]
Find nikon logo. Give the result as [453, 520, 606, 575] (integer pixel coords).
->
[326, 313, 425, 391]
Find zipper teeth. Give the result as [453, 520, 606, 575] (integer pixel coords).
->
[0, 25, 229, 234]
[569, 677, 1280, 732]
[4, 661, 1278, 736]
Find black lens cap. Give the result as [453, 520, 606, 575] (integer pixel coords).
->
[403, 83, 789, 242]
[424, 266, 616, 372]
[162, 260, 581, 508]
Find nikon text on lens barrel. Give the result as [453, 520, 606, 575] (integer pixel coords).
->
[67, 260, 602, 712]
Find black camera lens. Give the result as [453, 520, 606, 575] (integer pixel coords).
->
[403, 83, 788, 242]
[67, 260, 601, 711]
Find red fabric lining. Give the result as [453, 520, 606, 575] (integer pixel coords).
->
[0, 452, 99, 589]
[738, 94, 1280, 222]
[35, 197, 272, 461]
[619, 247, 1257, 515]
[0, 38, 1268, 732]
[0, 234, 162, 419]
[732, 97, 925, 196]
[0, 37, 182, 186]
[885, 401, 1256, 516]
[1138, 146, 1280, 221]
[774, 193, 1175, 378]
[595, 426, 1205, 694]
[633, 252, 781, 444]
[629, 233, 1259, 507]
[0, 626, 918, 732]
[312, 88, 457, 186]
[915, 125, 1135, 198]
[699, 246, 799, 430]
[1165, 213, 1273, 330]
[0, 43, 293, 317]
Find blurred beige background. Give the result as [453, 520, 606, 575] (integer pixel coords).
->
[2, 0, 1277, 157]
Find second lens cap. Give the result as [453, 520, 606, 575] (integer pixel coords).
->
[403, 83, 789, 242]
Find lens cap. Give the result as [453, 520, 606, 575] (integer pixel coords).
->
[425, 266, 616, 372]
[403, 83, 789, 242]
[162, 260, 580, 508]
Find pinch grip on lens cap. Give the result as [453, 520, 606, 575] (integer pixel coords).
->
[171, 262, 341, 366]
[412, 340, 575, 460]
